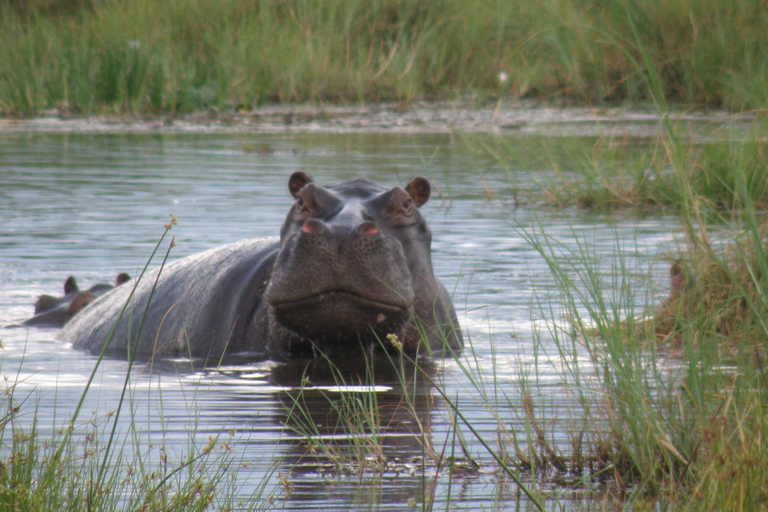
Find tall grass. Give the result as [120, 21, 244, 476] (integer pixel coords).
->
[1, 0, 767, 115]
[455, 13, 768, 505]
[516, 215, 768, 509]
[473, 118, 768, 214]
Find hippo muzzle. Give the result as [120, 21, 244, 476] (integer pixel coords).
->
[266, 204, 416, 344]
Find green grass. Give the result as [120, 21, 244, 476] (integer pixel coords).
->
[1, 0, 767, 115]
[471, 32, 768, 504]
[476, 122, 768, 214]
[2, 2, 766, 506]
[519, 219, 767, 510]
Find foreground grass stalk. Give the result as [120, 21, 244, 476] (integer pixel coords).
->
[383, 344, 546, 512]
[436, 386, 543, 511]
[94, 233, 177, 500]
[44, 223, 175, 495]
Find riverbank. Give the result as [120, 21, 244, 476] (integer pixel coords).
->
[2, 0, 767, 116]
[0, 101, 743, 135]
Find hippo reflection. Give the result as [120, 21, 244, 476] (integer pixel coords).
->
[270, 353, 440, 489]
[61, 173, 463, 361]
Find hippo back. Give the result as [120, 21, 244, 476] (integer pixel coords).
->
[60, 238, 279, 360]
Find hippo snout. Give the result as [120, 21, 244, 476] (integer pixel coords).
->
[266, 219, 415, 343]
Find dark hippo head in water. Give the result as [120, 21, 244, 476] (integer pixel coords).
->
[24, 273, 131, 328]
[60, 173, 462, 361]
[265, 172, 437, 351]
[33, 275, 79, 315]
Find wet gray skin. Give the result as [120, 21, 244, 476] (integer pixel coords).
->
[25, 274, 131, 327]
[60, 173, 463, 361]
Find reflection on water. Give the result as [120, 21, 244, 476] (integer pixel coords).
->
[0, 130, 683, 509]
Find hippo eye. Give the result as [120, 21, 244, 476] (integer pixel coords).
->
[296, 197, 305, 209]
[403, 198, 413, 213]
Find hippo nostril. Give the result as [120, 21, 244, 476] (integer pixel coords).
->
[356, 221, 380, 237]
[301, 219, 329, 236]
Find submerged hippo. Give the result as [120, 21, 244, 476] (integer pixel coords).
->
[25, 273, 131, 327]
[33, 275, 80, 315]
[61, 173, 463, 360]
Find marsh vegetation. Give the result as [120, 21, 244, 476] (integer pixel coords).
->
[1, 1, 767, 510]
[1, 0, 767, 115]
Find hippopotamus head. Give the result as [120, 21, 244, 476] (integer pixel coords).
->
[25, 273, 131, 328]
[34, 275, 79, 314]
[265, 171, 455, 354]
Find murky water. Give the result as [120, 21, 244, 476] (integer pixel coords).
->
[1, 126, 685, 510]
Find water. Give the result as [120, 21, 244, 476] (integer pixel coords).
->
[0, 127, 684, 510]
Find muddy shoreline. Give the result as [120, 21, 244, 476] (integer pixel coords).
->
[0, 101, 744, 137]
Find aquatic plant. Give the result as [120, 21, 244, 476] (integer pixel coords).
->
[524, 215, 767, 508]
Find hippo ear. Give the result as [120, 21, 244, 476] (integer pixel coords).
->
[405, 177, 431, 208]
[288, 171, 313, 198]
[64, 276, 78, 294]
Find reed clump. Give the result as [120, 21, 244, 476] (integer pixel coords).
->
[655, 230, 768, 353]
[532, 126, 768, 509]
[517, 215, 768, 509]
[487, 128, 768, 213]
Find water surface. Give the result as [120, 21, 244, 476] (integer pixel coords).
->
[1, 127, 684, 510]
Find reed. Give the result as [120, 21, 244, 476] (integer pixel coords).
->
[1, 0, 766, 115]
[515, 212, 767, 509]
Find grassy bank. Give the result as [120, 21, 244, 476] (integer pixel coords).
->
[480, 121, 768, 212]
[517, 216, 768, 509]
[1, 0, 767, 116]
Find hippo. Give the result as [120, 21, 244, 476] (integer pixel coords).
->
[25, 273, 132, 327]
[87, 272, 131, 295]
[33, 275, 80, 315]
[60, 173, 463, 361]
